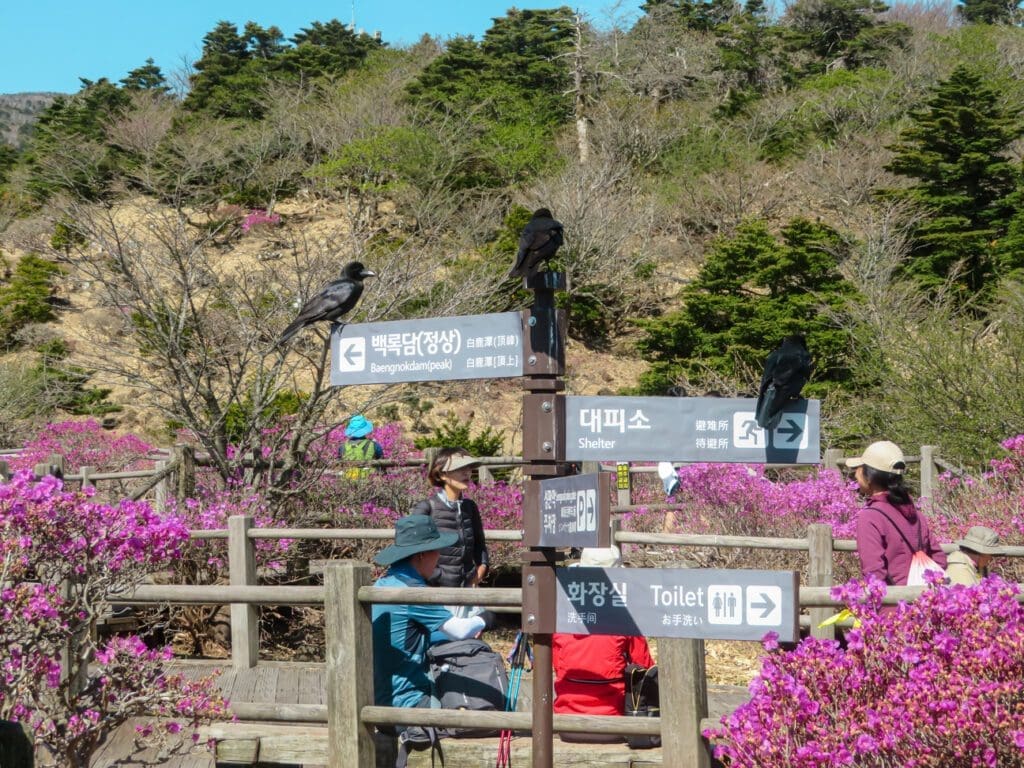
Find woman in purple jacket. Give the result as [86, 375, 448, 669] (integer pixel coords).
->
[849, 440, 947, 586]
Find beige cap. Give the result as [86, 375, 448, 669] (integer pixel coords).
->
[846, 441, 906, 475]
[441, 453, 481, 473]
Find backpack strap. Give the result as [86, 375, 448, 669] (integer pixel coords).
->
[869, 501, 924, 552]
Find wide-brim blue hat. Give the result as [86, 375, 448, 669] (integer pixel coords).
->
[345, 414, 374, 439]
[375, 514, 459, 566]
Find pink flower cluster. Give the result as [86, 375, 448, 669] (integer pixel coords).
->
[708, 575, 1024, 767]
[240, 209, 282, 232]
[0, 470, 226, 762]
[12, 418, 153, 474]
[628, 463, 862, 538]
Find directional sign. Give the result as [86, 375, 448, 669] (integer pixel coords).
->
[555, 567, 799, 642]
[565, 396, 819, 464]
[524, 473, 611, 548]
[330, 312, 523, 385]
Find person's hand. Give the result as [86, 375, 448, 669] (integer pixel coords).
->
[469, 564, 487, 587]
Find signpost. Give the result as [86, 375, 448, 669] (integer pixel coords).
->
[555, 567, 799, 643]
[523, 473, 611, 548]
[565, 395, 820, 463]
[329, 311, 524, 385]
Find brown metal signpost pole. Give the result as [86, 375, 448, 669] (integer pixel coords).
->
[520, 271, 567, 768]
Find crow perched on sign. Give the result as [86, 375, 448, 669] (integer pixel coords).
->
[276, 261, 375, 346]
[508, 208, 564, 278]
[755, 335, 812, 430]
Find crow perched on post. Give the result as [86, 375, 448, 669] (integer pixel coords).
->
[508, 208, 564, 278]
[276, 261, 375, 346]
[755, 335, 812, 430]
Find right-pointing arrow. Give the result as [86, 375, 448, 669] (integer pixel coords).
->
[342, 343, 362, 366]
[776, 419, 802, 443]
[750, 592, 776, 619]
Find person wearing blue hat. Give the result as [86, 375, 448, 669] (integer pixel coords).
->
[340, 414, 383, 479]
[372, 515, 486, 716]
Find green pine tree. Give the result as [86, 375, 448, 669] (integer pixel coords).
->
[882, 65, 1023, 298]
[634, 219, 856, 395]
[0, 254, 63, 350]
[958, 0, 1022, 24]
[120, 58, 169, 92]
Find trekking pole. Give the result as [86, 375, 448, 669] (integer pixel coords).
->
[497, 632, 532, 768]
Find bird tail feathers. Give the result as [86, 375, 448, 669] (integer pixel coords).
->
[755, 386, 782, 430]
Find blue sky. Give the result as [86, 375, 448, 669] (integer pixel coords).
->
[0, 1, 643, 95]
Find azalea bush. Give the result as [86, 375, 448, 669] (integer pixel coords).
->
[0, 471, 228, 767]
[708, 575, 1024, 767]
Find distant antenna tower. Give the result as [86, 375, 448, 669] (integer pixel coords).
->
[349, 1, 356, 31]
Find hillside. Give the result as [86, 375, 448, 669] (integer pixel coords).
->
[0, 92, 57, 147]
[3, 7, 1024, 469]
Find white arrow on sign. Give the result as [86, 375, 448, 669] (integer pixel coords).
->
[338, 338, 366, 373]
[746, 585, 782, 625]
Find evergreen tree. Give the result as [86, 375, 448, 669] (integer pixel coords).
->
[958, 0, 1021, 24]
[784, 0, 908, 74]
[715, 0, 783, 114]
[883, 66, 1023, 298]
[634, 219, 855, 395]
[641, 0, 739, 31]
[0, 254, 63, 349]
[120, 58, 169, 92]
[184, 21, 256, 117]
[278, 19, 384, 80]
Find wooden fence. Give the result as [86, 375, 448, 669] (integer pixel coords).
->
[111, 516, 1024, 768]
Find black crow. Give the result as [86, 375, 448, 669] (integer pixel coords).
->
[755, 335, 812, 430]
[508, 208, 564, 278]
[276, 261, 375, 346]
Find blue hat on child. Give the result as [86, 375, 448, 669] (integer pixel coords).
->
[345, 414, 374, 439]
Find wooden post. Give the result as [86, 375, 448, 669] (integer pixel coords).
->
[823, 448, 843, 472]
[477, 465, 494, 483]
[659, 637, 711, 768]
[325, 561, 375, 768]
[34, 453, 65, 480]
[174, 444, 196, 500]
[228, 515, 259, 669]
[154, 460, 168, 513]
[0, 460, 10, 482]
[920, 445, 937, 501]
[80, 465, 95, 490]
[807, 524, 835, 641]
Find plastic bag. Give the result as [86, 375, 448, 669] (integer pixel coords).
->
[906, 550, 944, 586]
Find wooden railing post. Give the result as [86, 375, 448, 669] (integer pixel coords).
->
[153, 460, 168, 513]
[823, 448, 843, 472]
[228, 515, 259, 669]
[920, 445, 937, 501]
[80, 465, 95, 490]
[808, 524, 835, 640]
[0, 460, 10, 482]
[325, 561, 375, 768]
[174, 444, 196, 500]
[660, 637, 711, 768]
[34, 453, 65, 480]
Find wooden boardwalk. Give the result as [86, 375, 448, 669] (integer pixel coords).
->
[86, 662, 746, 767]
[89, 660, 327, 768]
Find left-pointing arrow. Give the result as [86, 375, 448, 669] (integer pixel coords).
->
[343, 343, 362, 366]
[750, 592, 776, 619]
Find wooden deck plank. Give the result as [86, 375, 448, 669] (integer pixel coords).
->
[253, 664, 280, 704]
[228, 667, 260, 703]
[298, 666, 325, 705]
[275, 663, 301, 704]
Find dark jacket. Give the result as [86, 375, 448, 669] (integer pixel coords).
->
[410, 492, 488, 587]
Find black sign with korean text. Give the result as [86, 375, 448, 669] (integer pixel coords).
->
[523, 473, 611, 548]
[555, 567, 799, 642]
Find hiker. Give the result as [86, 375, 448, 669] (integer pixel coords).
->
[372, 515, 486, 709]
[340, 414, 383, 479]
[552, 546, 655, 744]
[850, 440, 947, 586]
[410, 448, 489, 589]
[946, 526, 1003, 586]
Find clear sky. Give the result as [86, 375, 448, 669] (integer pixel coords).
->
[0, 1, 643, 95]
